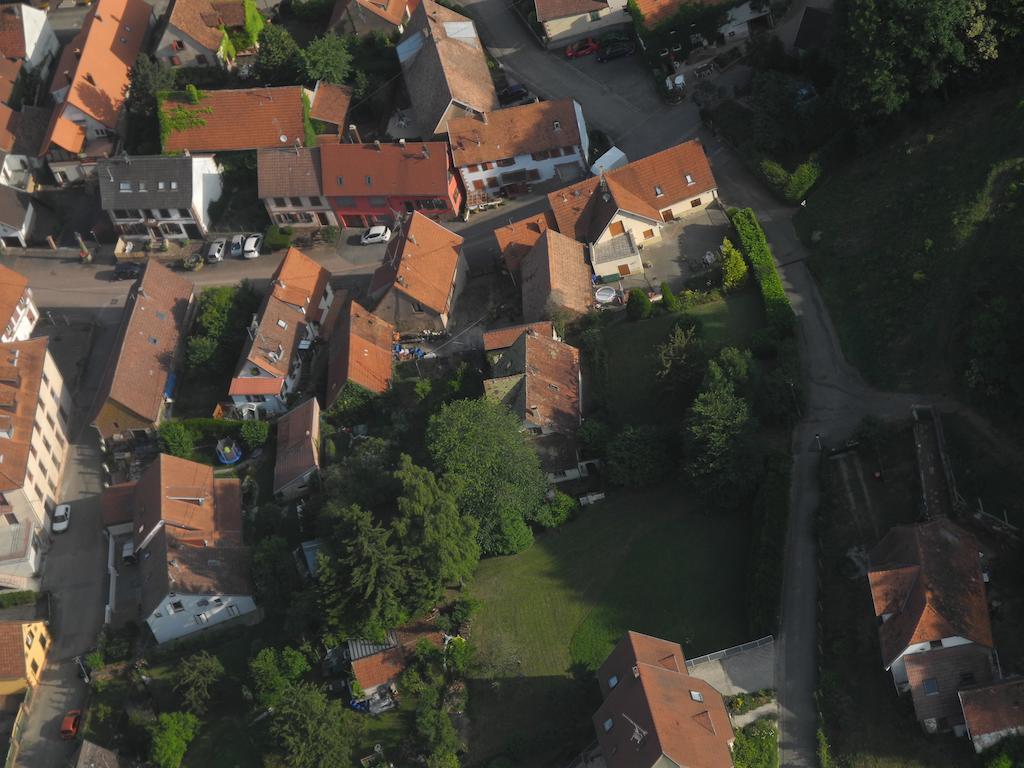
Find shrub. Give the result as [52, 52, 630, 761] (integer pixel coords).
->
[721, 237, 749, 291]
[728, 688, 776, 714]
[816, 728, 834, 768]
[626, 288, 652, 321]
[86, 650, 105, 671]
[0, 590, 36, 609]
[159, 422, 195, 458]
[149, 711, 199, 768]
[785, 160, 821, 203]
[184, 83, 203, 104]
[534, 491, 577, 529]
[240, 420, 269, 451]
[578, 418, 612, 458]
[728, 208, 796, 336]
[321, 225, 340, 243]
[607, 425, 671, 487]
[265, 224, 293, 251]
[733, 719, 779, 768]
[660, 282, 681, 312]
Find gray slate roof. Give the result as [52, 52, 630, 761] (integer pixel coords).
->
[98, 155, 194, 211]
[257, 146, 323, 199]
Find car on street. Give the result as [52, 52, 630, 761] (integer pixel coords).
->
[360, 225, 392, 245]
[113, 261, 142, 281]
[598, 29, 633, 46]
[51, 504, 71, 534]
[498, 83, 531, 106]
[242, 234, 263, 259]
[565, 37, 598, 59]
[230, 234, 246, 257]
[60, 710, 81, 740]
[205, 238, 226, 263]
[597, 41, 636, 62]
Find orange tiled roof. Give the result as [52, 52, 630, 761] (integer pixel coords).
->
[0, 338, 48, 493]
[352, 622, 443, 690]
[534, 0, 606, 22]
[632, 0, 731, 28]
[166, 0, 245, 52]
[319, 142, 453, 198]
[0, 264, 28, 328]
[0, 6, 28, 60]
[161, 86, 308, 153]
[960, 677, 1024, 739]
[309, 82, 352, 127]
[48, 0, 150, 128]
[0, 622, 26, 679]
[369, 212, 463, 315]
[447, 99, 581, 168]
[274, 397, 320, 493]
[548, 139, 716, 242]
[42, 111, 86, 155]
[482, 321, 554, 351]
[520, 229, 592, 322]
[905, 644, 993, 727]
[494, 211, 554, 272]
[868, 518, 993, 668]
[327, 301, 395, 403]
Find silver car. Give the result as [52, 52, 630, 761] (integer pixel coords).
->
[360, 225, 392, 245]
[205, 238, 226, 263]
[243, 234, 263, 259]
[52, 504, 71, 533]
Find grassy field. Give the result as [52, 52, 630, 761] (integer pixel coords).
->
[467, 486, 750, 767]
[796, 85, 1024, 399]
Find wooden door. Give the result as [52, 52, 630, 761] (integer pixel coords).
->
[661, 209, 675, 222]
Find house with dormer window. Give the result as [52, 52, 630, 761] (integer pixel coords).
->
[229, 247, 332, 415]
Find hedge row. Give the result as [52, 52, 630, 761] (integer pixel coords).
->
[729, 208, 796, 336]
[759, 158, 821, 205]
[0, 590, 37, 609]
[747, 451, 791, 636]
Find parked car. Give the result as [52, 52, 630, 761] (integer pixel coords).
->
[113, 261, 142, 281]
[205, 238, 226, 263]
[598, 30, 633, 46]
[51, 504, 71, 534]
[497, 84, 530, 106]
[360, 225, 392, 245]
[597, 41, 636, 62]
[230, 234, 246, 257]
[60, 710, 81, 740]
[242, 234, 263, 259]
[565, 37, 598, 59]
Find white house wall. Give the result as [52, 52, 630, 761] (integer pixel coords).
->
[154, 25, 220, 68]
[541, 1, 629, 46]
[191, 156, 223, 233]
[0, 202, 32, 247]
[573, 101, 589, 162]
[595, 209, 660, 246]
[888, 635, 974, 686]
[459, 146, 584, 197]
[146, 592, 257, 643]
[21, 6, 59, 73]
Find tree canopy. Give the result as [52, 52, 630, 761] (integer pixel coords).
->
[256, 25, 306, 85]
[269, 682, 355, 768]
[149, 712, 199, 768]
[173, 651, 224, 715]
[304, 34, 352, 85]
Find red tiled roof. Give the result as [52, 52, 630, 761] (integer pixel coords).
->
[227, 377, 283, 396]
[548, 139, 716, 242]
[904, 644, 993, 726]
[868, 518, 993, 668]
[483, 321, 554, 351]
[48, 0, 150, 128]
[370, 212, 463, 315]
[309, 82, 352, 127]
[494, 211, 555, 272]
[42, 111, 86, 155]
[327, 301, 395, 403]
[520, 229, 592, 322]
[319, 142, 453, 198]
[166, 0, 244, 51]
[0, 264, 28, 328]
[0, 622, 25, 679]
[274, 397, 320, 493]
[351, 622, 443, 690]
[447, 99, 581, 167]
[960, 677, 1024, 739]
[161, 86, 308, 153]
[632, 0, 731, 28]
[0, 6, 28, 59]
[534, 0, 606, 21]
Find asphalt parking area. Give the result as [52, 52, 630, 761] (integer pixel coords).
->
[565, 50, 664, 116]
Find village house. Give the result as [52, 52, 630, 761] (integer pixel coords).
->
[534, 0, 629, 48]
[0, 265, 37, 343]
[0, 185, 32, 248]
[520, 229, 593, 322]
[273, 397, 321, 501]
[256, 147, 337, 230]
[396, 0, 498, 136]
[593, 631, 735, 768]
[329, 0, 413, 36]
[319, 141, 462, 228]
[0, 104, 49, 199]
[228, 247, 332, 415]
[153, 0, 258, 69]
[40, 0, 152, 183]
[959, 677, 1024, 753]
[346, 622, 443, 705]
[483, 323, 587, 483]
[103, 454, 255, 644]
[0, 619, 50, 697]
[98, 155, 223, 242]
[0, 338, 72, 591]
[867, 518, 995, 735]
[326, 301, 395, 407]
[447, 99, 588, 210]
[368, 212, 466, 334]
[494, 210, 555, 272]
[90, 261, 195, 444]
[0, 4, 59, 104]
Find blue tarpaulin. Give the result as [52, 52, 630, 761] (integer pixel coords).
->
[164, 372, 177, 399]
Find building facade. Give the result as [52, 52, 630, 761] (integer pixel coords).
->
[0, 620, 51, 695]
[257, 147, 338, 230]
[535, 0, 630, 48]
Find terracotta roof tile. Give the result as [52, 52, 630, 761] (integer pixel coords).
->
[0, 338, 51, 493]
[0, 265, 28, 329]
[309, 82, 352, 127]
[327, 301, 395, 403]
[48, 0, 150, 127]
[534, 0, 606, 22]
[960, 677, 1024, 739]
[166, 0, 244, 51]
[43, 112, 86, 155]
[397, 0, 498, 135]
[633, 0, 731, 28]
[0, 622, 25, 679]
[904, 644, 993, 726]
[370, 212, 463, 314]
[161, 86, 308, 153]
[594, 631, 733, 768]
[319, 142, 453, 198]
[548, 139, 716, 242]
[257, 146, 323, 199]
[868, 518, 993, 668]
[0, 58, 21, 104]
[0, 6, 27, 60]
[338, 0, 409, 25]
[274, 397, 320, 493]
[520, 229, 592, 322]
[483, 321, 554, 351]
[9, 106, 53, 157]
[447, 99, 581, 167]
[494, 211, 554, 273]
[351, 621, 443, 690]
[91, 261, 194, 433]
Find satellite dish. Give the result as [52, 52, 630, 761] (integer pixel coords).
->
[279, 134, 288, 143]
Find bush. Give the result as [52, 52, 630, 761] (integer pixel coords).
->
[817, 727, 834, 768]
[159, 422, 195, 458]
[728, 208, 795, 336]
[534, 491, 577, 529]
[265, 224, 293, 251]
[785, 160, 821, 202]
[578, 418, 612, 458]
[626, 288, 652, 321]
[0, 590, 36, 609]
[721, 237, 749, 291]
[321, 225, 340, 244]
[240, 420, 269, 451]
[728, 688, 776, 714]
[149, 711, 199, 768]
[607, 425, 671, 487]
[660, 282, 681, 312]
[733, 719, 779, 768]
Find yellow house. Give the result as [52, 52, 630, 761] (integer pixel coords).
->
[0, 620, 50, 694]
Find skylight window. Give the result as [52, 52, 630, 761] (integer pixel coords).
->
[685, 174, 695, 185]
[655, 185, 664, 197]
[119, 182, 131, 193]
[603, 717, 613, 732]
[158, 182, 166, 190]
[690, 690, 704, 702]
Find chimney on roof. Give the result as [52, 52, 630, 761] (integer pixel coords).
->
[399, 138, 406, 147]
[481, 112, 488, 125]
[632, 665, 639, 678]
[74, 48, 81, 59]
[373, 139, 382, 151]
[348, 124, 361, 143]
[64, 70, 71, 84]
[85, 73, 95, 86]
[553, 120, 561, 131]
[421, 145, 430, 160]
[408, 234, 417, 245]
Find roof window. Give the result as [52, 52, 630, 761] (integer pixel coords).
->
[337, 176, 344, 186]
[690, 690, 704, 702]
[553, 120, 561, 131]
[365, 175, 372, 186]
[923, 678, 939, 695]
[170, 181, 178, 189]
[138, 181, 147, 192]
[685, 174, 694, 185]
[655, 185, 664, 197]
[277, 319, 288, 329]
[119, 182, 131, 193]
[608, 674, 618, 689]
[158, 182, 165, 190]
[603, 717, 613, 732]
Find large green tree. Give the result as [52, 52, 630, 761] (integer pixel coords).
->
[427, 399, 547, 555]
[149, 712, 199, 768]
[321, 437, 399, 513]
[250, 646, 311, 710]
[269, 682, 355, 768]
[304, 33, 352, 85]
[173, 651, 224, 715]
[256, 25, 305, 85]
[684, 375, 756, 507]
[124, 55, 174, 153]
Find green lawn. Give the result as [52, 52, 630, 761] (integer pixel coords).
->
[468, 486, 750, 767]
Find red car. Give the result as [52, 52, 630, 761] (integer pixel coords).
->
[565, 37, 599, 59]
[60, 710, 81, 740]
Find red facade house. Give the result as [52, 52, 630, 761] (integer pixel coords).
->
[319, 142, 463, 228]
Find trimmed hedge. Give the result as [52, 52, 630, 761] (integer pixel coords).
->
[0, 590, 37, 609]
[758, 158, 821, 204]
[728, 208, 796, 336]
[747, 451, 791, 636]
